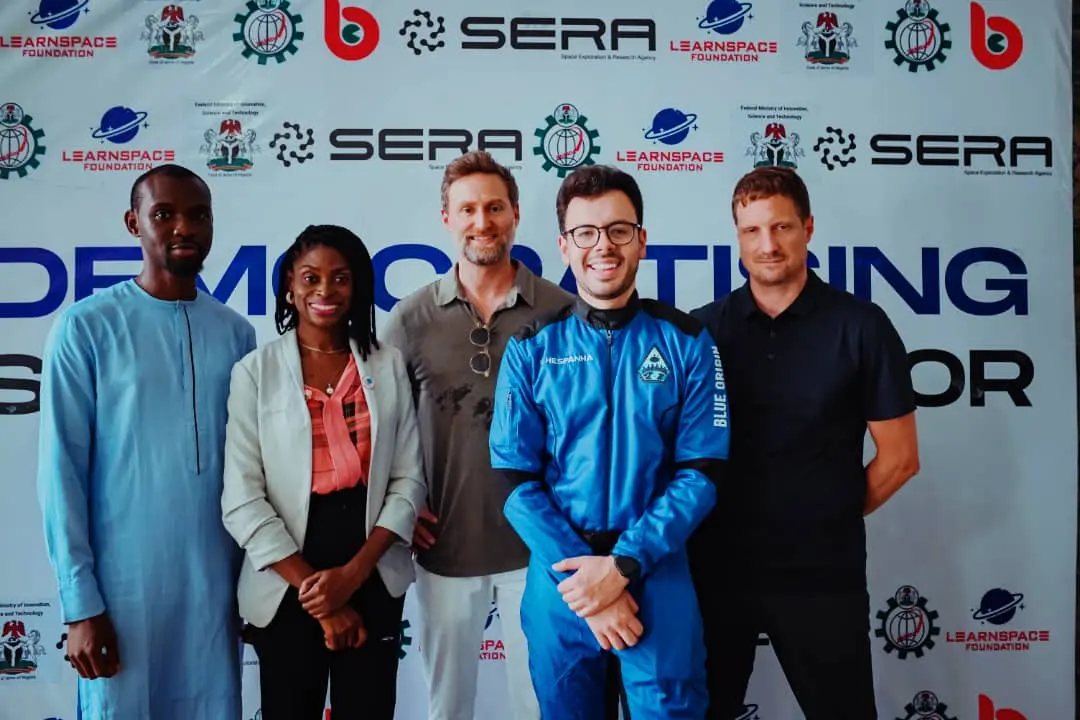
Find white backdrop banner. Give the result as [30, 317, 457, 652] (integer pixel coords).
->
[0, 0, 1074, 718]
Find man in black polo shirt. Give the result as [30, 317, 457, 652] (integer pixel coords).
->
[688, 166, 921, 719]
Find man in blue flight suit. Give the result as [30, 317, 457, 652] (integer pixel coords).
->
[489, 165, 729, 719]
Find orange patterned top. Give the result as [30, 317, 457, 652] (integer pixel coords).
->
[304, 354, 371, 494]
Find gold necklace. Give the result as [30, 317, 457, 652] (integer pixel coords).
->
[299, 343, 348, 395]
[299, 343, 349, 354]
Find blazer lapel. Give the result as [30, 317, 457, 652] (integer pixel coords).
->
[281, 332, 314, 547]
[283, 330, 305, 393]
[351, 340, 380, 481]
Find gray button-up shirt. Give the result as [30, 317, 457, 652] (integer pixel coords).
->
[382, 261, 573, 577]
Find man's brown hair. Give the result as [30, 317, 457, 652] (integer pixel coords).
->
[440, 150, 519, 210]
[731, 166, 812, 223]
[555, 164, 644, 232]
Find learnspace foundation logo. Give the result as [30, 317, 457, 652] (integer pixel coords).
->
[0, 0, 118, 58]
[616, 108, 724, 173]
[0, 103, 46, 180]
[875, 585, 940, 659]
[946, 587, 1051, 652]
[62, 105, 176, 173]
[534, 103, 601, 177]
[234, 0, 304, 64]
[669, 0, 777, 64]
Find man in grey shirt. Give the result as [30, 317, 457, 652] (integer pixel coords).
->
[383, 150, 571, 720]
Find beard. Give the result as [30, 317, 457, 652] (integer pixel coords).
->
[164, 252, 205, 277]
[462, 236, 510, 266]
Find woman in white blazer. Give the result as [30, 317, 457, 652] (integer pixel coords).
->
[221, 225, 426, 720]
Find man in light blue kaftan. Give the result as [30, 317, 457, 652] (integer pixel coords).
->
[36, 164, 257, 720]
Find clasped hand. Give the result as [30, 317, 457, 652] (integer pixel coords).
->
[300, 565, 367, 650]
[553, 555, 643, 651]
[299, 565, 360, 619]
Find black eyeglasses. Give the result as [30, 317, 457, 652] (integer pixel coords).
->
[469, 324, 492, 377]
[561, 221, 641, 249]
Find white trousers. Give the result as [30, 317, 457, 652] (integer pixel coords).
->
[414, 564, 540, 720]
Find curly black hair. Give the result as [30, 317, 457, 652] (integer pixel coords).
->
[273, 224, 379, 360]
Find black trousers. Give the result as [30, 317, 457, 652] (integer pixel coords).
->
[251, 485, 405, 720]
[697, 580, 877, 720]
[604, 655, 630, 719]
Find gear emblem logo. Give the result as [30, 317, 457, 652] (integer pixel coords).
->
[270, 122, 314, 167]
[534, 103, 601, 177]
[885, 1, 950, 72]
[896, 690, 957, 720]
[234, 0, 304, 65]
[876, 585, 940, 659]
[400, 9, 445, 55]
[396, 619, 413, 659]
[814, 126, 856, 170]
[0, 103, 46, 180]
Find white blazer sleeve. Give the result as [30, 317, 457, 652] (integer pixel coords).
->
[221, 361, 300, 571]
[373, 350, 427, 543]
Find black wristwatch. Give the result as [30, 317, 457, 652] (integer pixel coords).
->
[613, 555, 641, 583]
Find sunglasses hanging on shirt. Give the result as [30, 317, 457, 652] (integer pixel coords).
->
[469, 324, 492, 378]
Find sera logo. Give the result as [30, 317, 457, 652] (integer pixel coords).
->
[978, 694, 1027, 720]
[325, 0, 379, 61]
[970, 3, 1021, 70]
